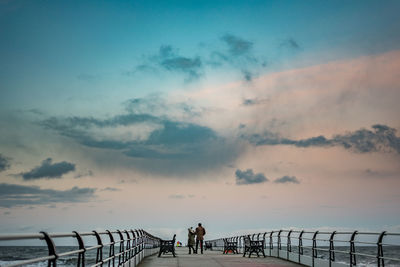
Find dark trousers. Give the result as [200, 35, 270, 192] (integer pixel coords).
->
[188, 245, 195, 254]
[196, 239, 203, 254]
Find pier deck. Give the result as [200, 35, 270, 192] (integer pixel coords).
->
[138, 247, 301, 267]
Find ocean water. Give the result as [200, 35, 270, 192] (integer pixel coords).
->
[294, 246, 400, 266]
[0, 246, 399, 266]
[0, 246, 121, 267]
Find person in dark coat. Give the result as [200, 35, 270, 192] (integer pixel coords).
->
[187, 227, 196, 254]
[195, 223, 206, 254]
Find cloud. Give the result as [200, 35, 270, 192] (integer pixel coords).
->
[235, 169, 268, 185]
[0, 183, 96, 208]
[74, 170, 93, 179]
[209, 34, 262, 81]
[124, 95, 203, 119]
[221, 34, 253, 56]
[101, 187, 121, 192]
[280, 38, 300, 50]
[19, 158, 75, 180]
[274, 176, 300, 184]
[0, 153, 11, 172]
[39, 107, 240, 176]
[245, 125, 400, 154]
[132, 45, 203, 81]
[242, 98, 268, 106]
[128, 34, 267, 82]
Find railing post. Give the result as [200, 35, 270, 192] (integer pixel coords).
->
[73, 231, 86, 267]
[277, 230, 282, 258]
[350, 231, 357, 266]
[93, 231, 103, 267]
[312, 231, 319, 267]
[329, 231, 336, 267]
[135, 230, 142, 261]
[106, 230, 115, 267]
[377, 231, 386, 267]
[298, 230, 304, 263]
[130, 230, 137, 266]
[287, 230, 292, 260]
[124, 230, 131, 262]
[117, 230, 124, 265]
[263, 232, 267, 256]
[269, 231, 274, 256]
[40, 231, 57, 267]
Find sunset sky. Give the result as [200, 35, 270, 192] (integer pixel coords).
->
[1, 0, 400, 243]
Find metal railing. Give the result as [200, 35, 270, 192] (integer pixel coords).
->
[0, 229, 161, 267]
[208, 230, 400, 266]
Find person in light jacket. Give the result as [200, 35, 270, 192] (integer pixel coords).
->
[195, 223, 206, 254]
[187, 227, 196, 254]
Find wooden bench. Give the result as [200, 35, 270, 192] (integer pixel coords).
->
[223, 238, 239, 254]
[243, 235, 265, 257]
[158, 234, 176, 257]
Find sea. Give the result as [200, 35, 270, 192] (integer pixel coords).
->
[0, 246, 399, 266]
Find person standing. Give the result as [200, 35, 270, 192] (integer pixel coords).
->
[195, 223, 206, 254]
[187, 227, 196, 254]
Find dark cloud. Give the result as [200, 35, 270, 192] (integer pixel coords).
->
[274, 176, 300, 184]
[74, 170, 93, 179]
[243, 99, 256, 106]
[242, 70, 252, 82]
[245, 125, 400, 154]
[40, 109, 240, 176]
[209, 34, 261, 81]
[19, 158, 75, 180]
[0, 153, 11, 172]
[123, 64, 157, 76]
[242, 98, 269, 106]
[235, 169, 268, 185]
[132, 45, 203, 81]
[0, 183, 96, 208]
[221, 34, 253, 56]
[161, 56, 202, 80]
[280, 38, 300, 50]
[128, 34, 266, 82]
[101, 187, 121, 192]
[124, 95, 203, 118]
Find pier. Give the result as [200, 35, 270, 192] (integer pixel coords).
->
[139, 247, 301, 267]
[0, 229, 399, 267]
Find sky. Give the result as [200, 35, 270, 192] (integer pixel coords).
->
[1, 0, 400, 244]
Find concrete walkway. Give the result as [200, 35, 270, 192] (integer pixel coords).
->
[138, 247, 302, 267]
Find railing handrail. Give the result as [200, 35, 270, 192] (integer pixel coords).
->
[0, 229, 162, 267]
[207, 229, 400, 266]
